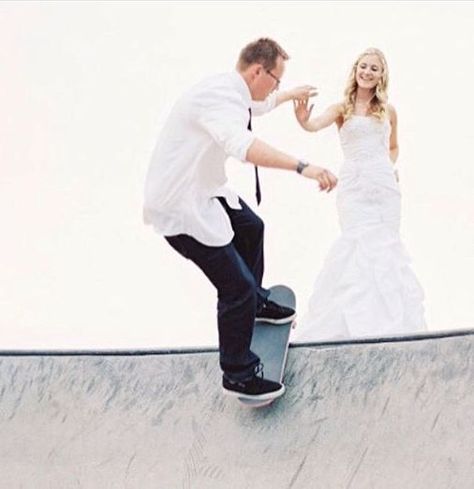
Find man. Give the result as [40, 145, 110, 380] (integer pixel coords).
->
[144, 38, 337, 402]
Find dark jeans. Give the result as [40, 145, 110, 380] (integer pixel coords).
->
[165, 197, 269, 381]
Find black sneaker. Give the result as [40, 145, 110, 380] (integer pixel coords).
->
[222, 364, 285, 401]
[255, 299, 296, 324]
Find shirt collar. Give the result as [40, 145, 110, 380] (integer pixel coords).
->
[230, 70, 252, 108]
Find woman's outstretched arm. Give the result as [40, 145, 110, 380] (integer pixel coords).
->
[294, 100, 342, 133]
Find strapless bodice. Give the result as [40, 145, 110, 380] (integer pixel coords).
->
[339, 115, 391, 167]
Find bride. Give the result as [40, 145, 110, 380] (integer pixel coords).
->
[294, 48, 426, 341]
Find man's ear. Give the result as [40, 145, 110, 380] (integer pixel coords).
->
[254, 64, 263, 77]
[249, 63, 262, 82]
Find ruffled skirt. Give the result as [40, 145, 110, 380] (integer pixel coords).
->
[296, 163, 426, 341]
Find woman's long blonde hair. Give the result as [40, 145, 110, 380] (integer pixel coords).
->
[342, 48, 389, 121]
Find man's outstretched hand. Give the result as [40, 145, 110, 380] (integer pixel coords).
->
[287, 85, 318, 100]
[302, 164, 338, 193]
[277, 86, 318, 107]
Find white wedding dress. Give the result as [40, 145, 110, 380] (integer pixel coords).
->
[297, 115, 426, 341]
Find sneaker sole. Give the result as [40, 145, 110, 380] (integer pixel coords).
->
[239, 398, 274, 408]
[223, 384, 285, 401]
[255, 314, 297, 325]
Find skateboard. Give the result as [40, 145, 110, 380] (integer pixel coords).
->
[238, 284, 296, 408]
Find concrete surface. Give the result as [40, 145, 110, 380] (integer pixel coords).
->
[0, 330, 473, 489]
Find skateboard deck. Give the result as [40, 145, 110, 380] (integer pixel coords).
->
[238, 284, 296, 408]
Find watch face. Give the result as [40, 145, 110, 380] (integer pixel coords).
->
[297, 161, 308, 174]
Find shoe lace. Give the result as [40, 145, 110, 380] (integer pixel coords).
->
[266, 300, 286, 312]
[254, 363, 265, 378]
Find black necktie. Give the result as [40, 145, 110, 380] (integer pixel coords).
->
[248, 108, 261, 205]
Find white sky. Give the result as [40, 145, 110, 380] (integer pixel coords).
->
[1, 1, 473, 349]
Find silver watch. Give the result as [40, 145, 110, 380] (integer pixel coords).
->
[296, 160, 309, 174]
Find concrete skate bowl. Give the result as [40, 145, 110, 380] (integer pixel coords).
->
[1, 329, 473, 488]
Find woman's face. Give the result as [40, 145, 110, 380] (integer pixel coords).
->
[355, 54, 383, 90]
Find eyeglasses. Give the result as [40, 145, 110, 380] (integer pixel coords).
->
[265, 69, 281, 87]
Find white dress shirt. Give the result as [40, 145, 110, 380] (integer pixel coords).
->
[143, 71, 276, 246]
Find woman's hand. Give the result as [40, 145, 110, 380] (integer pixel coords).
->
[293, 97, 314, 129]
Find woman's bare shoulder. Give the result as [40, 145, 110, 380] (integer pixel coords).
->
[329, 102, 345, 114]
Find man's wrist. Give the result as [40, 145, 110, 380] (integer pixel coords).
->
[296, 160, 310, 175]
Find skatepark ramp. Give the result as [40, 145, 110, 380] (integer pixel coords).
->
[1, 330, 473, 489]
